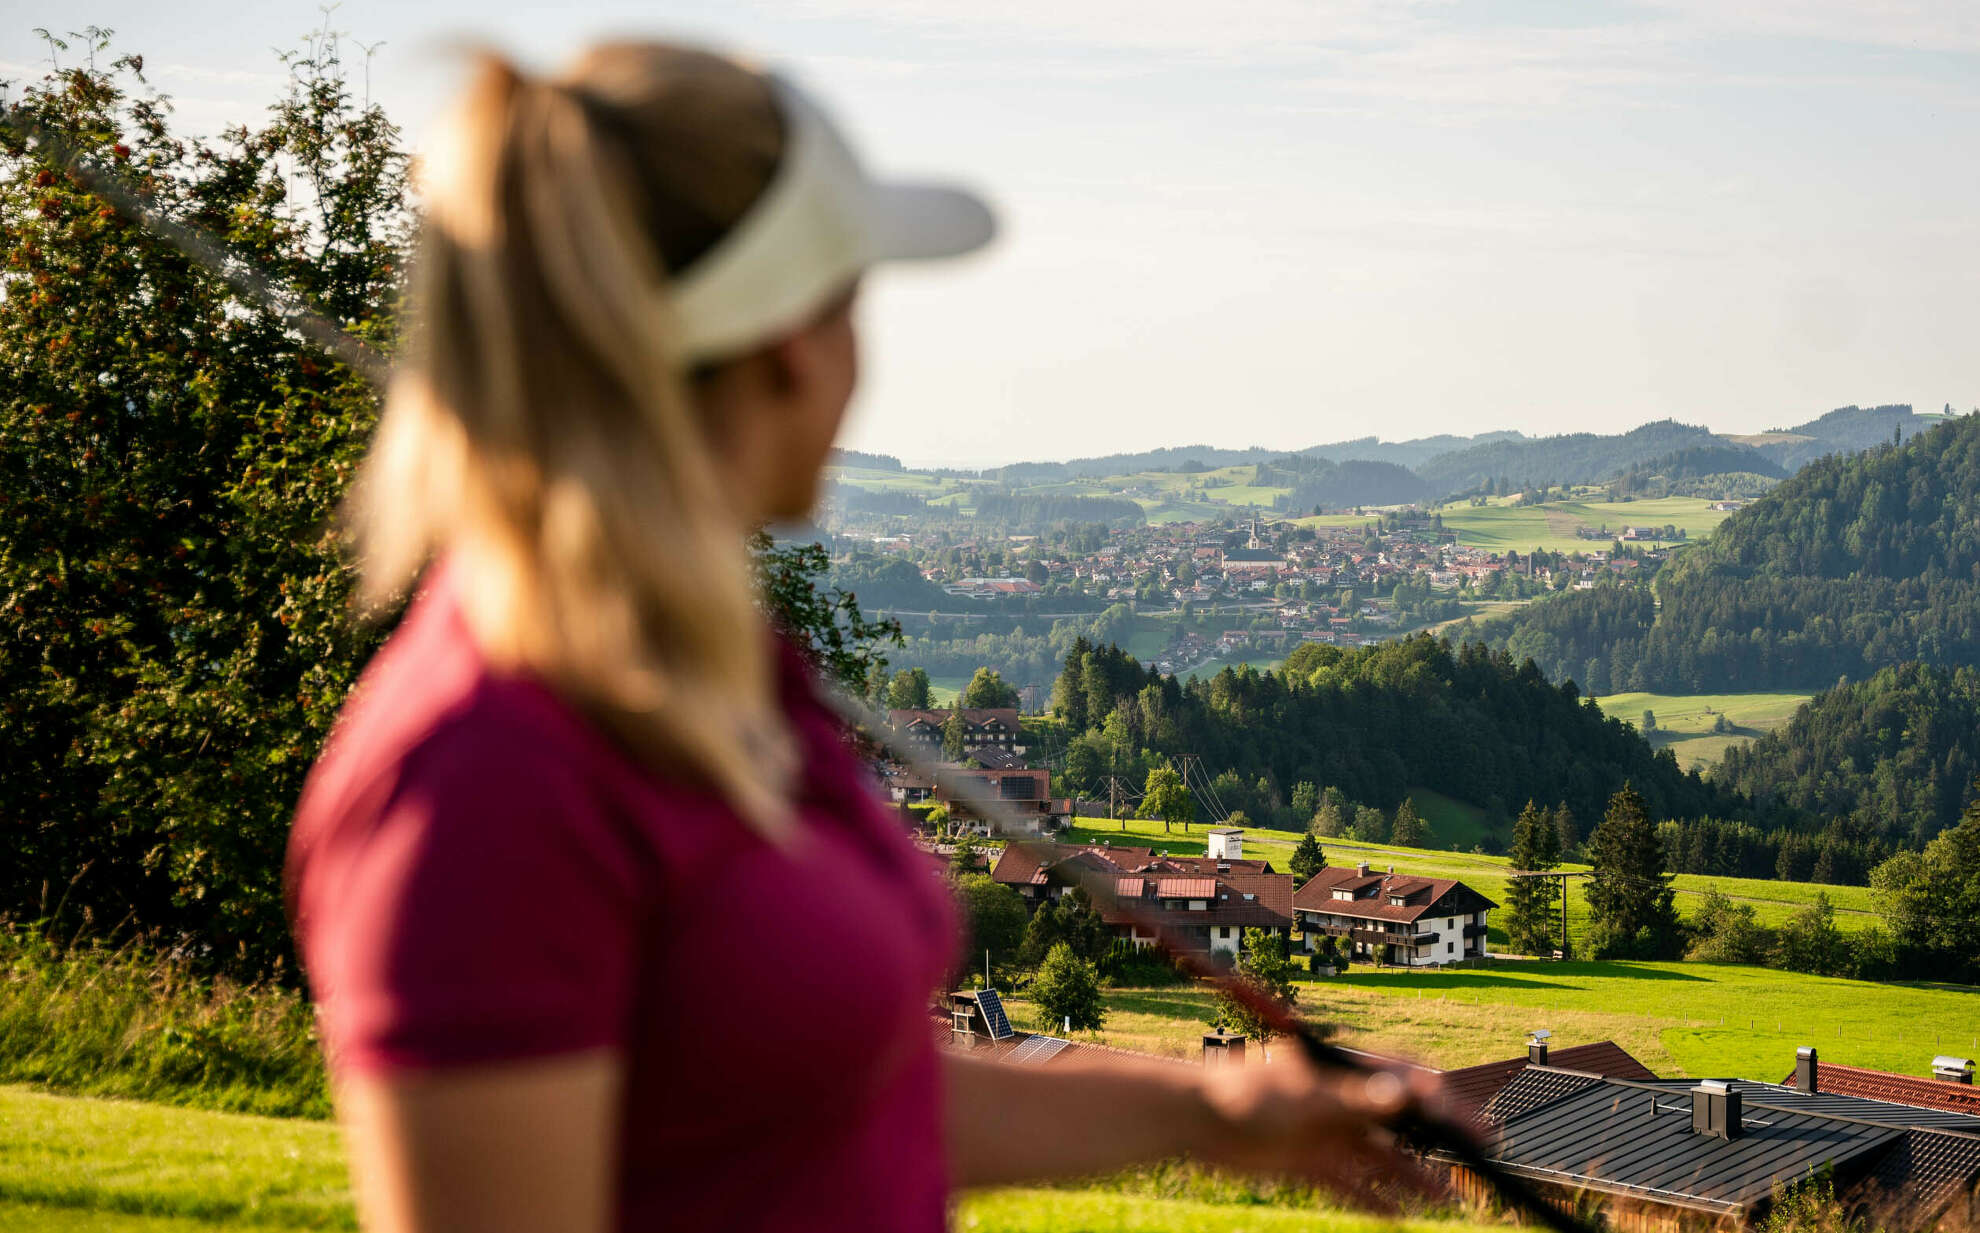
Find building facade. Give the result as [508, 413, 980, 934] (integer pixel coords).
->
[1292, 863, 1494, 967]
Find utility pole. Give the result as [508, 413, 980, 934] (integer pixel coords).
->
[1560, 872, 1570, 960]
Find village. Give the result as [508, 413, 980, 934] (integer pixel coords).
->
[841, 511, 1675, 678]
[886, 709, 1980, 1229]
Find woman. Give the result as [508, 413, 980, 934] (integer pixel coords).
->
[288, 42, 1435, 1233]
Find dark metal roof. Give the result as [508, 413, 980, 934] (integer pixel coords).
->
[1631, 1078, 1980, 1135]
[1481, 1067, 1605, 1126]
[1488, 1078, 1904, 1214]
[1442, 1044, 1659, 1113]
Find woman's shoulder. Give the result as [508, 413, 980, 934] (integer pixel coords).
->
[292, 589, 627, 858]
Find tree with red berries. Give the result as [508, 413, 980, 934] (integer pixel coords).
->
[0, 25, 408, 976]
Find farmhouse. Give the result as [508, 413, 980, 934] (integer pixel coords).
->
[1292, 863, 1494, 967]
[887, 707, 1025, 757]
[988, 841, 1292, 956]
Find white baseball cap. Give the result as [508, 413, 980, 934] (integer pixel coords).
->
[669, 72, 997, 364]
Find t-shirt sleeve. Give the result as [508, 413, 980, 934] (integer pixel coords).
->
[304, 715, 645, 1074]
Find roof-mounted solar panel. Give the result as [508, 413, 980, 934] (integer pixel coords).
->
[974, 989, 1014, 1040]
[1004, 1036, 1071, 1066]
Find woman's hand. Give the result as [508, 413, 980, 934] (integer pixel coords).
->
[1195, 1054, 1451, 1208]
[943, 1047, 1453, 1210]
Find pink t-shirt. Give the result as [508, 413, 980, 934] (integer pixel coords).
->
[287, 580, 958, 1232]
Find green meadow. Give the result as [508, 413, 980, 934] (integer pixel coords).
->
[1593, 691, 1813, 772]
[999, 961, 1980, 1083]
[0, 1085, 1482, 1233]
[1053, 816, 1883, 942]
[1430, 496, 1733, 554]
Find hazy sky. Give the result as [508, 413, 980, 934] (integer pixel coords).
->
[5, 2, 1976, 466]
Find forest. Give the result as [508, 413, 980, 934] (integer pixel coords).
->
[1464, 413, 1980, 694]
[1049, 633, 1740, 836]
[1713, 663, 1980, 849]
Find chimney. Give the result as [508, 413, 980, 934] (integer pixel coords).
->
[1932, 1056, 1975, 1084]
[1691, 1080, 1743, 1140]
[1356, 861, 1371, 877]
[1528, 1029, 1552, 1066]
[1203, 1030, 1247, 1067]
[1795, 1046, 1818, 1093]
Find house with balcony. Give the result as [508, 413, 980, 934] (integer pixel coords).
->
[887, 708, 1025, 758]
[988, 840, 1292, 956]
[1292, 862, 1495, 967]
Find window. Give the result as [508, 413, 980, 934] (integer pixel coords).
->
[1446, 942, 1454, 954]
[1189, 899, 1207, 911]
[1447, 917, 1455, 930]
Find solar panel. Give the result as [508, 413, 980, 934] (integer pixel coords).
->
[1004, 1035, 1072, 1066]
[974, 989, 1014, 1040]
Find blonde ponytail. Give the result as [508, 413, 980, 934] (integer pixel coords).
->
[351, 46, 797, 834]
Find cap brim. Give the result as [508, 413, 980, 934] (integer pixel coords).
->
[863, 181, 998, 263]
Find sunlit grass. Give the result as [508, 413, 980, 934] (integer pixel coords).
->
[1003, 959, 1980, 1082]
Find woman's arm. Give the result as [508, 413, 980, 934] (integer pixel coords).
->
[337, 1050, 625, 1233]
[942, 1049, 1436, 1196]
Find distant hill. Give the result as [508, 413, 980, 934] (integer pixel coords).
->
[1462, 412, 1980, 694]
[1739, 404, 1935, 471]
[1414, 420, 1721, 499]
[1713, 663, 1980, 849]
[1295, 431, 1526, 471]
[1255, 455, 1432, 509]
[838, 403, 1950, 521]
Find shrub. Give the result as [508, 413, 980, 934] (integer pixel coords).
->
[1031, 943, 1105, 1033]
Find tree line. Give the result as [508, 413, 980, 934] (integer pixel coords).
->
[1049, 634, 1741, 840]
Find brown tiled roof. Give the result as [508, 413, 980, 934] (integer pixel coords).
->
[1136, 855, 1277, 875]
[1440, 1041, 1658, 1114]
[1292, 865, 1497, 923]
[1777, 1060, 1980, 1117]
[988, 842, 1155, 888]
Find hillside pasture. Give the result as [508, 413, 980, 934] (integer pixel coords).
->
[1431, 496, 1733, 555]
[1000, 961, 1980, 1082]
[1049, 817, 1883, 945]
[1593, 691, 1813, 772]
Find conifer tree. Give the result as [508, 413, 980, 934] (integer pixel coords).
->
[1504, 801, 1561, 955]
[1584, 784, 1682, 959]
[1391, 798, 1426, 847]
[1290, 832, 1325, 883]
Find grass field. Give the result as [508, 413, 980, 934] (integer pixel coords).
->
[998, 960, 1980, 1082]
[0, 1086, 1478, 1233]
[1592, 691, 1813, 772]
[1052, 817, 1884, 943]
[1429, 497, 1733, 554]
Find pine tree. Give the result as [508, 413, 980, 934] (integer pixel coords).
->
[1504, 801, 1561, 955]
[1584, 784, 1682, 959]
[1290, 832, 1325, 883]
[1551, 802, 1580, 854]
[1391, 798, 1426, 847]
